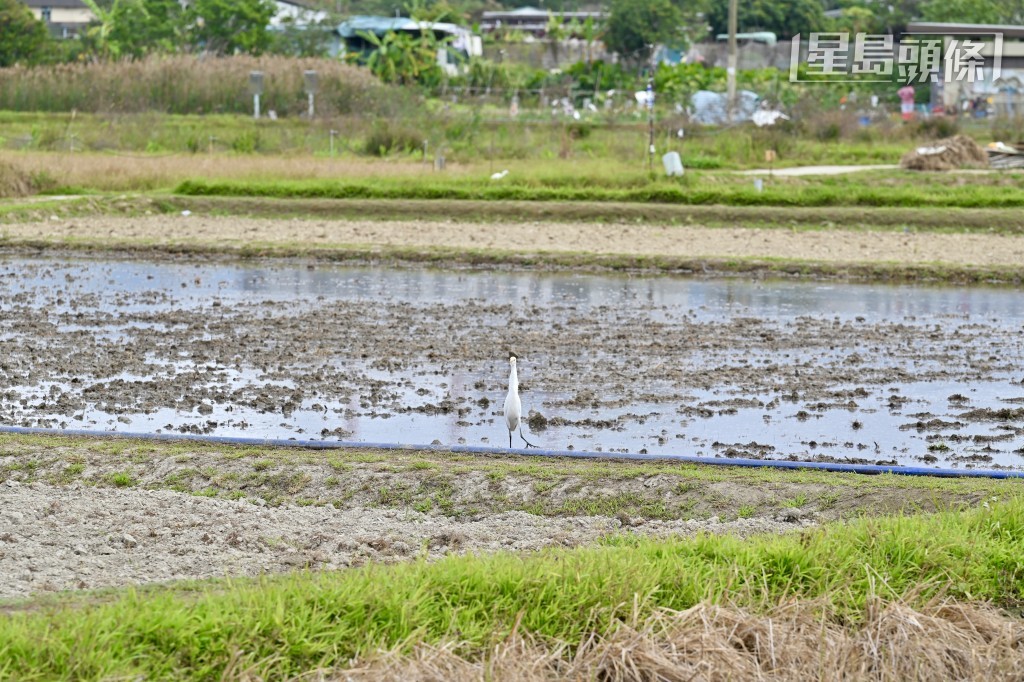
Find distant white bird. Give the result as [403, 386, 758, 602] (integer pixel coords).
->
[503, 355, 536, 449]
[490, 169, 509, 180]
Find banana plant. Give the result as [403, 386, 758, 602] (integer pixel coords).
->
[80, 0, 136, 59]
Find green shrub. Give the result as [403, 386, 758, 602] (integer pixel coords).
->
[362, 123, 423, 156]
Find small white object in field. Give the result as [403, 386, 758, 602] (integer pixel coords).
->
[490, 170, 509, 180]
[181, 210, 192, 217]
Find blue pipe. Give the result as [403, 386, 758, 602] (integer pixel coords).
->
[2, 424, 1023, 479]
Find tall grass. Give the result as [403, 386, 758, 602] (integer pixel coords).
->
[0, 56, 402, 117]
[1, 495, 1021, 679]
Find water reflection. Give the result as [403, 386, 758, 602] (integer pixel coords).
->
[2, 256, 1024, 468]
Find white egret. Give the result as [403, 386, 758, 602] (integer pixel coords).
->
[490, 169, 509, 180]
[503, 355, 536, 449]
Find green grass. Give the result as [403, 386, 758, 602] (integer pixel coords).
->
[176, 170, 1024, 209]
[1, 494, 1021, 680]
[105, 471, 136, 488]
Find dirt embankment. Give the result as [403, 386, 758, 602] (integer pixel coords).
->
[2, 437, 1014, 600]
[4, 213, 1024, 271]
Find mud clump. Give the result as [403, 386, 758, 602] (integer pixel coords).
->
[527, 411, 549, 431]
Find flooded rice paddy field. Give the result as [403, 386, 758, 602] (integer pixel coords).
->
[1, 254, 1024, 469]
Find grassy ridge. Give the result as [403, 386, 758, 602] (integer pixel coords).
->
[2, 494, 1021, 680]
[176, 176, 1024, 208]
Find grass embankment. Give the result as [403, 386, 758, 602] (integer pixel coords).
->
[0, 482, 1021, 679]
[6, 193, 1024, 234]
[1, 433, 1017, 521]
[175, 168, 1024, 208]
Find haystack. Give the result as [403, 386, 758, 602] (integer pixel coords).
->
[900, 134, 989, 171]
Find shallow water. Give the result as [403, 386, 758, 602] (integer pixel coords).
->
[2, 256, 1023, 469]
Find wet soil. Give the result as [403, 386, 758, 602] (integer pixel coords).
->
[2, 256, 1024, 466]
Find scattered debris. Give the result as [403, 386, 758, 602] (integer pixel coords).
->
[986, 141, 1024, 169]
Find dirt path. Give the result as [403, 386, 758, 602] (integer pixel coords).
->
[736, 164, 899, 176]
[6, 214, 1024, 269]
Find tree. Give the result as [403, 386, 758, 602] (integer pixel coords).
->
[0, 0, 52, 66]
[185, 0, 276, 56]
[269, 19, 336, 58]
[108, 0, 182, 57]
[359, 28, 449, 87]
[921, 0, 1024, 24]
[80, 0, 182, 59]
[828, 0, 922, 34]
[706, 0, 826, 40]
[604, 0, 684, 66]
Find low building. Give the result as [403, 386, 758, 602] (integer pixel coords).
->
[479, 6, 606, 36]
[337, 16, 482, 73]
[904, 22, 1024, 116]
[23, 0, 94, 39]
[271, 0, 329, 28]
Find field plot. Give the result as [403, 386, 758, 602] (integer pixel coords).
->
[2, 171, 1024, 680]
[1, 254, 1024, 468]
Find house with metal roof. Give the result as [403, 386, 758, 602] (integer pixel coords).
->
[904, 22, 1024, 116]
[337, 15, 482, 71]
[479, 6, 606, 36]
[23, 0, 94, 39]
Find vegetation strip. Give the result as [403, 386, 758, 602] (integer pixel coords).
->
[176, 177, 1024, 209]
[10, 194, 1024, 234]
[164, 196, 1024, 232]
[1, 483, 1021, 679]
[3, 433, 1019, 521]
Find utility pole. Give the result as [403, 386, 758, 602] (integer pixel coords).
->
[647, 76, 655, 172]
[726, 0, 738, 122]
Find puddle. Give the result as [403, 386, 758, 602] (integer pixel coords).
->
[1, 255, 1024, 469]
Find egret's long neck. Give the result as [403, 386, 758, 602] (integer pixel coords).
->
[509, 365, 518, 392]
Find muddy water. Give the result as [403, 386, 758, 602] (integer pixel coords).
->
[2, 255, 1024, 469]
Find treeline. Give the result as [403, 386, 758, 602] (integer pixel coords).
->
[0, 0, 338, 67]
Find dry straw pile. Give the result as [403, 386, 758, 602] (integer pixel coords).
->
[900, 135, 990, 171]
[335, 598, 1024, 681]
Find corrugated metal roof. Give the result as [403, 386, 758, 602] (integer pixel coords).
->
[337, 16, 420, 38]
[337, 15, 474, 39]
[23, 0, 89, 8]
[905, 22, 1024, 39]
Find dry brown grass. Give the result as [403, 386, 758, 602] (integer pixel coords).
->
[324, 598, 1024, 682]
[0, 55, 388, 117]
[0, 159, 39, 198]
[1, 151, 472, 192]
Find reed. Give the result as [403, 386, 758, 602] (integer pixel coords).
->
[0, 55, 397, 117]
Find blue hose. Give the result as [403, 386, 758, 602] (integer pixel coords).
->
[2, 425, 1022, 479]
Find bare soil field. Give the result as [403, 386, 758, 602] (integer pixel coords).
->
[5, 213, 1024, 271]
[2, 436, 1015, 599]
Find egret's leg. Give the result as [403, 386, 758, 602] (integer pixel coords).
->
[509, 432, 513, 449]
[519, 427, 537, 448]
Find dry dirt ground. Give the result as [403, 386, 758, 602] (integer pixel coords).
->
[5, 213, 1024, 269]
[2, 436, 1017, 600]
